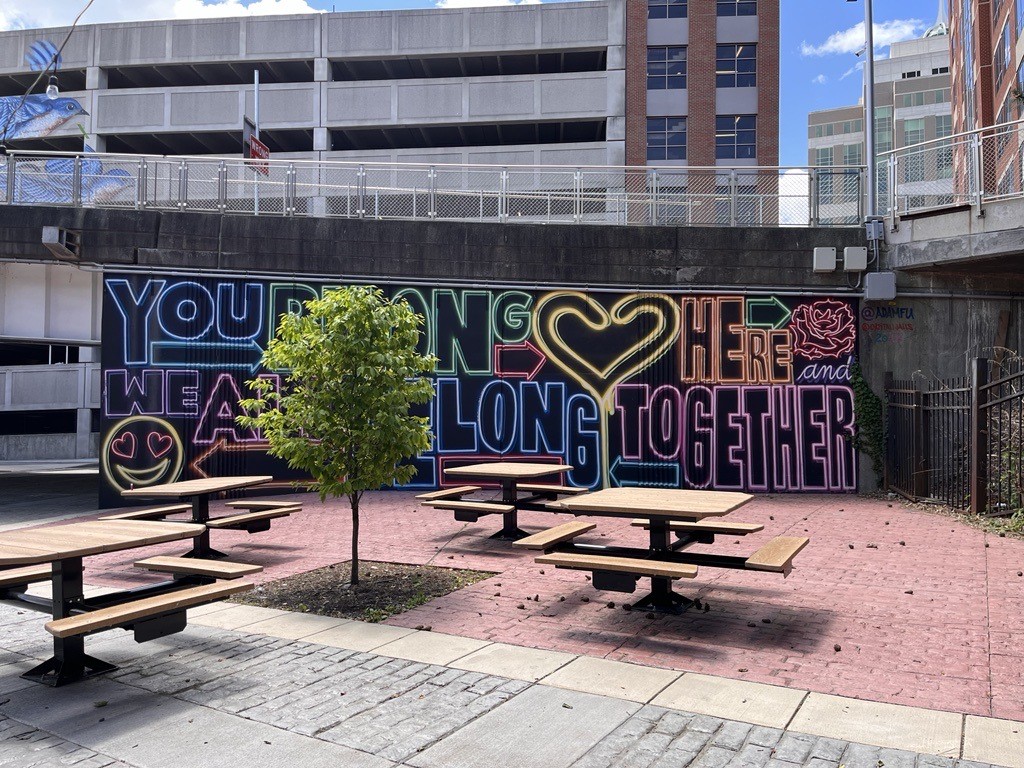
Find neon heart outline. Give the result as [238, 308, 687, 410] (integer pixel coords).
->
[147, 431, 173, 459]
[532, 291, 681, 412]
[110, 431, 136, 460]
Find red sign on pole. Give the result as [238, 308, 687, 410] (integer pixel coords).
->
[248, 136, 270, 176]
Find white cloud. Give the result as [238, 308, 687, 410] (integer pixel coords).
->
[171, 0, 323, 18]
[840, 62, 863, 81]
[435, 0, 541, 6]
[812, 74, 827, 85]
[0, 0, 321, 31]
[800, 19, 924, 57]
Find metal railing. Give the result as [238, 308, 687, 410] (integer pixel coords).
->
[0, 150, 865, 228]
[881, 116, 1024, 221]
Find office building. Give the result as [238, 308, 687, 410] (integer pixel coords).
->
[807, 14, 951, 219]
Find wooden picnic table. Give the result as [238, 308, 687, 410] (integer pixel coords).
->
[537, 487, 756, 613]
[443, 461, 574, 539]
[0, 520, 207, 686]
[121, 476, 273, 558]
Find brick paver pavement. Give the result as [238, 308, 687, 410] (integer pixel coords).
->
[78, 491, 1024, 721]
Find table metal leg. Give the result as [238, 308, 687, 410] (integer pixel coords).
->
[628, 520, 696, 615]
[632, 579, 696, 615]
[489, 479, 528, 540]
[22, 558, 117, 687]
[186, 495, 227, 559]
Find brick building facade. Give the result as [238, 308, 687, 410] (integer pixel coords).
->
[625, 0, 780, 170]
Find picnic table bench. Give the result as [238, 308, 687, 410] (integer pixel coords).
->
[0, 520, 260, 686]
[119, 477, 299, 557]
[421, 462, 577, 539]
[518, 488, 811, 613]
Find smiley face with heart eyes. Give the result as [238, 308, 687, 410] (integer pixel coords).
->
[101, 416, 184, 492]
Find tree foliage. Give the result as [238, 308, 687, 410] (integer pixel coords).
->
[237, 286, 436, 584]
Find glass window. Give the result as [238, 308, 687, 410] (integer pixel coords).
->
[877, 105, 894, 154]
[903, 118, 926, 146]
[648, 0, 688, 19]
[815, 148, 834, 201]
[647, 47, 687, 90]
[902, 118, 926, 182]
[647, 117, 687, 162]
[843, 144, 863, 166]
[715, 115, 756, 159]
[716, 44, 756, 88]
[994, 23, 1011, 83]
[1018, 0, 1024, 36]
[716, 0, 757, 15]
[935, 114, 953, 139]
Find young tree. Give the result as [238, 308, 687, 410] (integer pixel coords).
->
[238, 286, 435, 585]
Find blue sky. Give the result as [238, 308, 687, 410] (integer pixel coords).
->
[3, 0, 945, 166]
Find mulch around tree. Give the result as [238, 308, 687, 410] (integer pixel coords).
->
[234, 560, 494, 623]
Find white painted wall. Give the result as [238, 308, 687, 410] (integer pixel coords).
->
[0, 263, 101, 343]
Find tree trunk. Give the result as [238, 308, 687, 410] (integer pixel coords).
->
[350, 493, 360, 586]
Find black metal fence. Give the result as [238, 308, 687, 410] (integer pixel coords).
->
[885, 357, 1024, 516]
[980, 357, 1024, 515]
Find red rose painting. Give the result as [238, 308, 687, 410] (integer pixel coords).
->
[789, 300, 857, 360]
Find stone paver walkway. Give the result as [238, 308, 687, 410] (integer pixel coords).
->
[80, 491, 1024, 722]
[0, 601, 1018, 768]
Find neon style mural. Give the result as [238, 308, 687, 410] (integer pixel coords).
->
[99, 273, 860, 506]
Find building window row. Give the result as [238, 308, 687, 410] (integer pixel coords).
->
[900, 89, 950, 108]
[716, 44, 756, 88]
[647, 47, 687, 90]
[647, 0, 758, 21]
[648, 0, 687, 19]
[717, 0, 756, 16]
[647, 117, 687, 161]
[811, 118, 862, 139]
[1018, 0, 1024, 36]
[646, 115, 758, 162]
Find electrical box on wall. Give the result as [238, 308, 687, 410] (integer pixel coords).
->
[843, 246, 868, 271]
[864, 271, 897, 301]
[812, 247, 837, 272]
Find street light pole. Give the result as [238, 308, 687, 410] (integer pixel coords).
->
[861, 0, 877, 219]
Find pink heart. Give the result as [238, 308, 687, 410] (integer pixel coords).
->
[111, 432, 136, 460]
[148, 432, 173, 459]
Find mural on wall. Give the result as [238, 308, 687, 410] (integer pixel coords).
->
[0, 148, 134, 204]
[0, 39, 126, 205]
[0, 39, 87, 141]
[99, 272, 860, 507]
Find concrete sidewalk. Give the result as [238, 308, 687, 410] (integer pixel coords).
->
[1, 600, 1021, 768]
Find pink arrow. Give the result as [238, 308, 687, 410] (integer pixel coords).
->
[493, 340, 546, 380]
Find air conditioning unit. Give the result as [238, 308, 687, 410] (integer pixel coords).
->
[42, 226, 81, 261]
